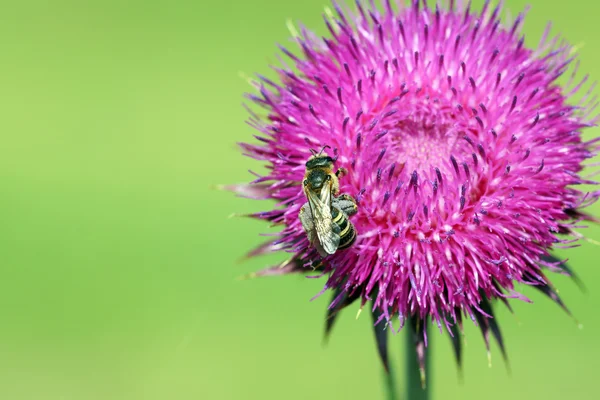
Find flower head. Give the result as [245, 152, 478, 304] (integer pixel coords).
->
[229, 0, 599, 375]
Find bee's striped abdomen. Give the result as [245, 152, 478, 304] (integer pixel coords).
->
[331, 207, 356, 250]
[338, 222, 356, 249]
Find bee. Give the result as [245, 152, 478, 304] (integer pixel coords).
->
[298, 146, 358, 257]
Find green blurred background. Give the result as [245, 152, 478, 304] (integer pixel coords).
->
[0, 0, 598, 399]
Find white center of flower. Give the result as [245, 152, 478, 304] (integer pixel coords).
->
[382, 114, 468, 178]
[392, 118, 457, 172]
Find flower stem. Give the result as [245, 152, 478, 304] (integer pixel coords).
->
[405, 318, 430, 400]
[383, 365, 398, 400]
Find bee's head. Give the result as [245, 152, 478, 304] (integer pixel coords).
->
[306, 145, 334, 169]
[304, 169, 330, 190]
[305, 155, 334, 169]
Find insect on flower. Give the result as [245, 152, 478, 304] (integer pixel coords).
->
[225, 0, 600, 381]
[299, 146, 358, 256]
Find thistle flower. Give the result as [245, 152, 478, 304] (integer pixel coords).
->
[228, 0, 599, 379]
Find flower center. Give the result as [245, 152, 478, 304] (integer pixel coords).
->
[390, 118, 458, 175]
[369, 104, 473, 182]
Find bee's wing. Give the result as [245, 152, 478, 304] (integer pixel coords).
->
[319, 181, 332, 206]
[300, 202, 331, 258]
[305, 186, 340, 255]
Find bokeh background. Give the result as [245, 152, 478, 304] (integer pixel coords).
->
[0, 0, 598, 399]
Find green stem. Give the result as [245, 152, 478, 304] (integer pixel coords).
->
[405, 319, 430, 400]
[383, 365, 398, 400]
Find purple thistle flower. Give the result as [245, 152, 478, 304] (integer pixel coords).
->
[228, 0, 599, 377]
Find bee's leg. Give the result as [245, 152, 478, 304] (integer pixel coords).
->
[330, 178, 340, 197]
[332, 194, 358, 216]
[336, 193, 355, 202]
[298, 203, 314, 234]
[335, 167, 348, 179]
